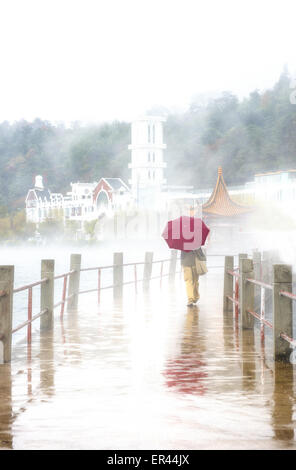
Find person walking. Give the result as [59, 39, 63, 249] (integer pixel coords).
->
[181, 250, 200, 307]
[162, 205, 209, 307]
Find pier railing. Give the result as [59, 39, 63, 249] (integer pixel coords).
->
[0, 250, 181, 363]
[223, 250, 296, 362]
[0, 249, 227, 363]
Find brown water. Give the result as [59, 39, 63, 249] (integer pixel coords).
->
[0, 272, 295, 450]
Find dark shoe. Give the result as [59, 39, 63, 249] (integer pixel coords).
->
[187, 302, 194, 307]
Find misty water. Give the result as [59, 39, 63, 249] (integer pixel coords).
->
[0, 235, 295, 449]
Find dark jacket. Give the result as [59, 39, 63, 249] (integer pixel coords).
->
[181, 248, 206, 267]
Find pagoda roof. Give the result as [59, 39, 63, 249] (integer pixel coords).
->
[202, 167, 253, 217]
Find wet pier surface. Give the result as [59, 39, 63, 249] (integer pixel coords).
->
[0, 271, 296, 450]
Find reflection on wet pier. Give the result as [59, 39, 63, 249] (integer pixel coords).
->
[0, 272, 296, 449]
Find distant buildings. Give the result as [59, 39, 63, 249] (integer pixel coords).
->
[25, 176, 63, 225]
[25, 176, 133, 227]
[25, 116, 296, 231]
[25, 116, 199, 227]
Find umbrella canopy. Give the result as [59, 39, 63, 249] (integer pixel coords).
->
[162, 216, 210, 252]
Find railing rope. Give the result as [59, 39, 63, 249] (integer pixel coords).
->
[279, 332, 296, 349]
[245, 278, 273, 290]
[13, 278, 48, 293]
[12, 309, 48, 335]
[227, 269, 240, 277]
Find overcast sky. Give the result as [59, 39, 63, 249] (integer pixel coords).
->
[0, 0, 295, 123]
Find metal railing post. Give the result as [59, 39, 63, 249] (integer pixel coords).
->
[40, 260, 55, 331]
[273, 264, 293, 362]
[113, 252, 123, 299]
[239, 258, 255, 330]
[67, 254, 81, 313]
[223, 256, 234, 313]
[0, 266, 14, 363]
[169, 250, 177, 282]
[143, 252, 153, 289]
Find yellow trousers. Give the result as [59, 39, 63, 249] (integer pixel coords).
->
[183, 266, 200, 303]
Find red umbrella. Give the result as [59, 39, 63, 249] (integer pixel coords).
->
[162, 216, 210, 252]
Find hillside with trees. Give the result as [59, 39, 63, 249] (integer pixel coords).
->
[1, 69, 296, 218]
[165, 69, 296, 189]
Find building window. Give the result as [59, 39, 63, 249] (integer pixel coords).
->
[96, 190, 109, 210]
[148, 123, 156, 143]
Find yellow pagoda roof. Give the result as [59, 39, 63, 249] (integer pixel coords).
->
[202, 167, 253, 217]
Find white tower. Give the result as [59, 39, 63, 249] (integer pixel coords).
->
[128, 116, 167, 207]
